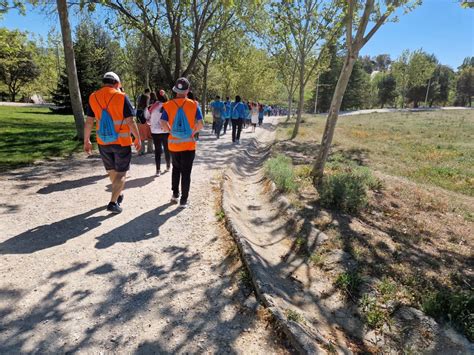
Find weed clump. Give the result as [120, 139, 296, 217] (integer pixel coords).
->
[422, 289, 474, 342]
[264, 154, 297, 193]
[318, 159, 383, 214]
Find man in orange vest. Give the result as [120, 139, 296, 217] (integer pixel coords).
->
[160, 77, 203, 208]
[84, 72, 141, 214]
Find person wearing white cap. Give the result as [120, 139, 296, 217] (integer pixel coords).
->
[84, 71, 141, 214]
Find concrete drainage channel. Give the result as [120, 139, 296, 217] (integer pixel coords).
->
[222, 176, 327, 354]
[220, 124, 334, 354]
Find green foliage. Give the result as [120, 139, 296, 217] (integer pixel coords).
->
[455, 66, 473, 107]
[377, 73, 397, 108]
[360, 294, 386, 329]
[264, 154, 297, 193]
[286, 309, 304, 323]
[392, 49, 437, 107]
[0, 28, 41, 101]
[319, 171, 369, 214]
[215, 209, 225, 222]
[0, 106, 80, 170]
[312, 46, 372, 112]
[422, 289, 474, 341]
[336, 271, 363, 297]
[52, 19, 124, 112]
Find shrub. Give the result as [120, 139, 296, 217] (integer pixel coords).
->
[264, 154, 297, 192]
[319, 172, 368, 214]
[422, 290, 474, 341]
[319, 163, 383, 214]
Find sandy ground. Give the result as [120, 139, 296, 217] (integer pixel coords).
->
[0, 124, 289, 354]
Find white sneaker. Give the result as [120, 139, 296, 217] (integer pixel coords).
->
[179, 201, 188, 209]
[170, 196, 179, 204]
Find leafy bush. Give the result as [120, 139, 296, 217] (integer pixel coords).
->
[319, 162, 382, 214]
[422, 290, 474, 341]
[264, 154, 297, 192]
[319, 172, 368, 213]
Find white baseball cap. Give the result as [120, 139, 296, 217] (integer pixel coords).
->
[103, 71, 121, 83]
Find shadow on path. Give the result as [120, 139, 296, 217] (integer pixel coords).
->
[95, 202, 180, 249]
[37, 174, 107, 194]
[0, 206, 112, 255]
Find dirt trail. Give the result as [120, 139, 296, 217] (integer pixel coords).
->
[0, 124, 289, 353]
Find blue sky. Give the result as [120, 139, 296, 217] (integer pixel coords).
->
[1, 0, 473, 69]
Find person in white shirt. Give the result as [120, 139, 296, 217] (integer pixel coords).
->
[145, 90, 170, 176]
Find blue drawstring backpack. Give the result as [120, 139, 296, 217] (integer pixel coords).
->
[171, 100, 193, 139]
[95, 92, 121, 143]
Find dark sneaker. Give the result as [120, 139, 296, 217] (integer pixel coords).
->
[170, 195, 179, 204]
[117, 194, 124, 205]
[165, 165, 171, 172]
[107, 202, 122, 214]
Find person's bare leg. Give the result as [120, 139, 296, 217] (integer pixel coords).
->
[111, 172, 126, 203]
[107, 170, 116, 185]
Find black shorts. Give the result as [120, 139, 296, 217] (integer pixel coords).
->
[98, 144, 132, 172]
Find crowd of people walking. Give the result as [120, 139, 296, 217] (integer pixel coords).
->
[84, 71, 274, 214]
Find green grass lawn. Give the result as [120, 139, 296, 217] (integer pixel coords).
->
[278, 110, 474, 196]
[0, 106, 81, 171]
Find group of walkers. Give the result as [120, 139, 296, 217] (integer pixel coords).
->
[84, 73, 202, 213]
[209, 96, 267, 143]
[83, 71, 274, 215]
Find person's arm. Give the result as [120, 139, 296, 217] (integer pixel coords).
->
[123, 95, 141, 151]
[84, 116, 94, 155]
[125, 116, 141, 151]
[160, 109, 171, 132]
[194, 105, 204, 133]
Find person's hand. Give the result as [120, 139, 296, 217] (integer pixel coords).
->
[134, 139, 142, 152]
[84, 140, 93, 155]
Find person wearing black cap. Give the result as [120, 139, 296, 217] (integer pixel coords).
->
[160, 77, 203, 208]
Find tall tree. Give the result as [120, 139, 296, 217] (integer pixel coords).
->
[455, 67, 473, 107]
[312, 0, 420, 184]
[377, 73, 397, 108]
[57, 0, 84, 140]
[392, 49, 436, 107]
[270, 0, 339, 139]
[0, 28, 40, 101]
[83, 0, 240, 89]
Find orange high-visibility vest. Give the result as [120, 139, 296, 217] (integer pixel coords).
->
[162, 98, 199, 152]
[88, 87, 133, 147]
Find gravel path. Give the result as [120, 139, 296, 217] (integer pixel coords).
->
[0, 124, 289, 354]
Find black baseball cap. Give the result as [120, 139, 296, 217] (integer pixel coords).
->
[172, 77, 190, 94]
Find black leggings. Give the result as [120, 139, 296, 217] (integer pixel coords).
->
[152, 133, 170, 171]
[171, 150, 196, 203]
[232, 119, 243, 142]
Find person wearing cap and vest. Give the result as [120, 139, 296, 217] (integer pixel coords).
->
[160, 77, 203, 208]
[84, 72, 141, 214]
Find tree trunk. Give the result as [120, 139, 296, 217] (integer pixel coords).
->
[57, 0, 84, 140]
[312, 54, 357, 185]
[201, 62, 209, 117]
[287, 94, 293, 123]
[291, 58, 305, 139]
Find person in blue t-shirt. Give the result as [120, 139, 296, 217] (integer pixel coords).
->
[210, 95, 226, 139]
[223, 97, 232, 135]
[231, 95, 246, 144]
